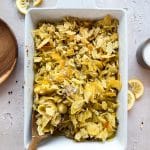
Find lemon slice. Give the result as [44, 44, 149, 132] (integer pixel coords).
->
[33, 0, 43, 7]
[128, 79, 144, 99]
[16, 0, 30, 15]
[128, 90, 135, 111]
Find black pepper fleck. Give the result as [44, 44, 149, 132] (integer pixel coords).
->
[22, 85, 24, 89]
[26, 49, 29, 57]
[8, 91, 13, 94]
[16, 80, 18, 83]
[8, 101, 11, 104]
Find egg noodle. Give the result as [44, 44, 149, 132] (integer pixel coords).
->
[32, 15, 121, 142]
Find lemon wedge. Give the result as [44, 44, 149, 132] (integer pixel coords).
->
[128, 79, 144, 99]
[16, 0, 29, 15]
[128, 90, 135, 111]
[33, 0, 43, 7]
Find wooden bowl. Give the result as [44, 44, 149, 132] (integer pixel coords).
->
[0, 19, 18, 84]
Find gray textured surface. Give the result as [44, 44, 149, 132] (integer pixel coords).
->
[0, 0, 150, 150]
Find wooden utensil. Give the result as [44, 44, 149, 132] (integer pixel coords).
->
[0, 19, 18, 84]
[28, 111, 49, 150]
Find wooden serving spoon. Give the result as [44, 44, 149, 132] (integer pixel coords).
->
[0, 19, 18, 84]
[28, 111, 49, 150]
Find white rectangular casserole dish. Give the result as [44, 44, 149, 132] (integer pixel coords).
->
[24, 2, 127, 150]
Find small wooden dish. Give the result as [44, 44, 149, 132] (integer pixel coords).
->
[0, 19, 18, 84]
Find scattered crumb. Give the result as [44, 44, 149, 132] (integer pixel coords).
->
[0, 113, 13, 130]
[132, 0, 136, 3]
[22, 85, 24, 89]
[140, 121, 144, 130]
[132, 139, 138, 150]
[123, 7, 128, 11]
[1, 113, 13, 121]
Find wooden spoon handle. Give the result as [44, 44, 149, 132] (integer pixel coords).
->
[28, 137, 41, 150]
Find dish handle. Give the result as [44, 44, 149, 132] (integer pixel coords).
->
[56, 0, 97, 8]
